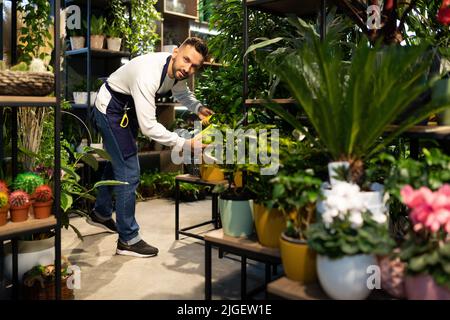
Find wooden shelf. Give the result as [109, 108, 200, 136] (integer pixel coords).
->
[386, 125, 450, 140]
[245, 98, 297, 105]
[246, 0, 321, 17]
[164, 10, 198, 20]
[65, 48, 131, 58]
[204, 229, 281, 258]
[267, 276, 396, 300]
[203, 61, 223, 67]
[0, 96, 57, 107]
[0, 216, 57, 240]
[156, 102, 182, 107]
[176, 174, 228, 186]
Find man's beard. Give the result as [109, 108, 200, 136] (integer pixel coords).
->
[172, 63, 187, 80]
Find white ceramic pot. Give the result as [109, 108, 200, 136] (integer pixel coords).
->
[328, 161, 350, 186]
[3, 236, 55, 282]
[107, 37, 122, 51]
[73, 91, 88, 104]
[70, 36, 85, 50]
[317, 254, 377, 300]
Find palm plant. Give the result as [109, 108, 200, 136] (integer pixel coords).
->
[262, 35, 450, 184]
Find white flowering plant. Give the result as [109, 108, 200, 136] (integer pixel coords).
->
[306, 182, 395, 259]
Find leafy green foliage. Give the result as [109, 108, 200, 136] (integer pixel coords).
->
[13, 172, 44, 195]
[262, 36, 450, 164]
[400, 229, 450, 289]
[307, 212, 395, 259]
[84, 15, 106, 35]
[17, 0, 53, 64]
[127, 0, 161, 56]
[106, 0, 128, 38]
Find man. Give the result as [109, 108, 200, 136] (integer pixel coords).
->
[88, 37, 213, 258]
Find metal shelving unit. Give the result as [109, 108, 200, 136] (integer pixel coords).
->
[0, 0, 62, 300]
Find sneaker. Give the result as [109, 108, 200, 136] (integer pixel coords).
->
[116, 240, 159, 258]
[86, 210, 117, 233]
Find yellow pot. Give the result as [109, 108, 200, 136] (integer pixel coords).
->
[234, 171, 243, 188]
[200, 164, 225, 182]
[253, 203, 285, 248]
[280, 233, 317, 283]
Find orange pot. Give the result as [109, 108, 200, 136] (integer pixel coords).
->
[0, 205, 9, 226]
[33, 201, 53, 219]
[10, 204, 30, 222]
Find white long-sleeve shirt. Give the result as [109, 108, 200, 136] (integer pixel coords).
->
[95, 52, 202, 150]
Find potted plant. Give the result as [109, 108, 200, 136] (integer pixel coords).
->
[9, 190, 31, 222]
[0, 191, 9, 226]
[13, 172, 44, 196]
[84, 15, 106, 49]
[105, 24, 122, 51]
[32, 185, 53, 219]
[399, 184, 450, 300]
[68, 27, 85, 50]
[306, 181, 395, 300]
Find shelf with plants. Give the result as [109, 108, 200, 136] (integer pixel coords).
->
[0, 0, 63, 299]
[246, 0, 322, 17]
[159, 0, 198, 20]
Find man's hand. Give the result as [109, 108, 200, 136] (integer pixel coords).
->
[198, 106, 214, 124]
[184, 137, 207, 153]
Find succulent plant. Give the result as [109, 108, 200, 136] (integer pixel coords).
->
[0, 191, 8, 208]
[0, 180, 8, 193]
[9, 190, 31, 208]
[13, 173, 44, 195]
[33, 185, 53, 203]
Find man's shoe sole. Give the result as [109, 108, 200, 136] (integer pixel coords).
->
[116, 248, 158, 258]
[86, 218, 117, 233]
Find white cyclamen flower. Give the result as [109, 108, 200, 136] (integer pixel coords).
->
[349, 211, 364, 228]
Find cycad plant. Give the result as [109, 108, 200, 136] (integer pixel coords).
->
[262, 36, 450, 184]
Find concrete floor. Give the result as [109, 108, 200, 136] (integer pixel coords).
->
[61, 197, 268, 300]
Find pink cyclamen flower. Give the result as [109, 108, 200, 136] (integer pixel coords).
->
[438, 0, 450, 25]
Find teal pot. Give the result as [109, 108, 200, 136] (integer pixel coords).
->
[434, 78, 450, 125]
[219, 197, 254, 237]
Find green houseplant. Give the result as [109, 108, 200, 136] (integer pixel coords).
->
[13, 172, 44, 196]
[260, 28, 450, 185]
[106, 0, 128, 51]
[84, 15, 106, 49]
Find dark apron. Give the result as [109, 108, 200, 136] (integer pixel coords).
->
[97, 55, 175, 159]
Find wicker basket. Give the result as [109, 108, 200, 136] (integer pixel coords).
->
[0, 70, 54, 96]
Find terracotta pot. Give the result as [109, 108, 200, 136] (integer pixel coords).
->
[0, 205, 9, 226]
[253, 203, 285, 248]
[70, 36, 85, 50]
[33, 200, 53, 219]
[405, 274, 450, 300]
[10, 204, 30, 222]
[377, 254, 406, 299]
[90, 35, 104, 49]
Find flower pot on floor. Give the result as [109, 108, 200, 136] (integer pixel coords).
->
[10, 204, 30, 222]
[317, 254, 377, 300]
[219, 196, 254, 237]
[90, 35, 104, 49]
[253, 203, 285, 248]
[33, 201, 53, 219]
[405, 274, 450, 300]
[107, 37, 122, 51]
[3, 235, 55, 282]
[280, 233, 317, 283]
[0, 205, 9, 226]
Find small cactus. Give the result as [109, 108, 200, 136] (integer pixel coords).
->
[0, 180, 8, 193]
[33, 185, 53, 203]
[13, 173, 44, 195]
[9, 190, 31, 208]
[0, 191, 8, 208]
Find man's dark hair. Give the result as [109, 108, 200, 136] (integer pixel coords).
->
[180, 37, 208, 61]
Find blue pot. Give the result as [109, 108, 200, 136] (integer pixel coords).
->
[219, 198, 254, 237]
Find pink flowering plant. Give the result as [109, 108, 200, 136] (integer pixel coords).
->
[306, 182, 394, 259]
[399, 184, 450, 288]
